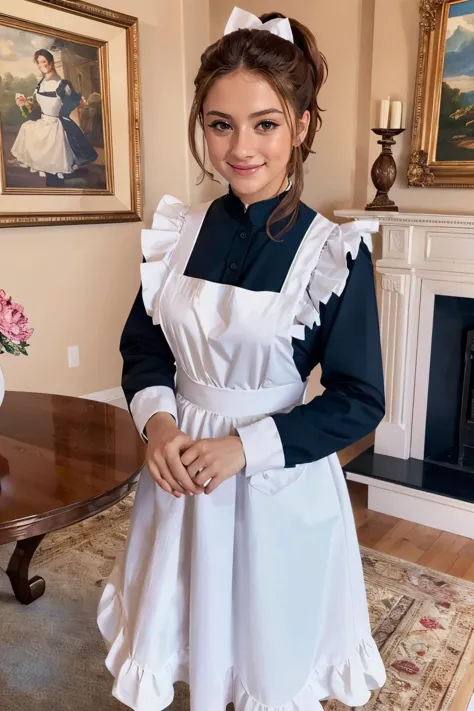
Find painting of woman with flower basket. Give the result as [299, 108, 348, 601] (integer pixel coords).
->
[11, 49, 98, 187]
[0, 24, 107, 190]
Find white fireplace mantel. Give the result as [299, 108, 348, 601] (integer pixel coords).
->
[334, 208, 474, 538]
[335, 209, 474, 279]
[335, 208, 474, 229]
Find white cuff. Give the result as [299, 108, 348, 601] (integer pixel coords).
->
[236, 416, 285, 477]
[130, 385, 178, 440]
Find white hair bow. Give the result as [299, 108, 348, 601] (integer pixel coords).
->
[224, 7, 294, 44]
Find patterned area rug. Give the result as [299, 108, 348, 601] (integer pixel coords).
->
[328, 551, 474, 711]
[0, 493, 473, 711]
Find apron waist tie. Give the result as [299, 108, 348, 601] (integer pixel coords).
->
[176, 369, 306, 418]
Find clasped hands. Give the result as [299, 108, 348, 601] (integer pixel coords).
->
[145, 412, 246, 497]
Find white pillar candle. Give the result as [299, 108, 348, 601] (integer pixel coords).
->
[378, 98, 390, 128]
[401, 102, 407, 129]
[389, 100, 402, 129]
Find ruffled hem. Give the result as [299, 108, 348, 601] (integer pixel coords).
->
[292, 219, 379, 338]
[97, 567, 189, 710]
[233, 637, 386, 710]
[97, 574, 386, 711]
[140, 194, 189, 320]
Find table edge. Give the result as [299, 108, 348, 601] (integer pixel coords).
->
[0, 469, 141, 544]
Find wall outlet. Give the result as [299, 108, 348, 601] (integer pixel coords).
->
[68, 345, 80, 368]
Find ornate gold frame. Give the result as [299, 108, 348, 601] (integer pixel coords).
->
[0, 0, 141, 226]
[408, 0, 474, 188]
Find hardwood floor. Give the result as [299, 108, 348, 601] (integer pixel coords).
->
[338, 439, 474, 582]
[347, 480, 474, 581]
[338, 438, 474, 710]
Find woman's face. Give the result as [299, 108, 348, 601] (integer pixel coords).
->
[36, 55, 53, 75]
[203, 70, 310, 204]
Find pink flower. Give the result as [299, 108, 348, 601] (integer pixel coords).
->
[0, 299, 33, 344]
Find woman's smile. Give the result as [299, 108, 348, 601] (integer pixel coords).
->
[228, 162, 265, 176]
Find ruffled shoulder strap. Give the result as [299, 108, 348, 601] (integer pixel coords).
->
[140, 194, 190, 320]
[292, 219, 378, 338]
[339, 219, 378, 257]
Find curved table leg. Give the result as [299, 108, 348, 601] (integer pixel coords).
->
[6, 534, 46, 605]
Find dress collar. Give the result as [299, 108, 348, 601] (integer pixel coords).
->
[224, 183, 291, 227]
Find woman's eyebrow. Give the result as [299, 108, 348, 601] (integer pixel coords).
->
[250, 109, 284, 118]
[205, 108, 284, 119]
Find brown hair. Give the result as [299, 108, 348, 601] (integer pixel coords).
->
[189, 12, 328, 239]
[34, 49, 54, 66]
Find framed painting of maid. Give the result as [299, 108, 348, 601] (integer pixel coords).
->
[0, 0, 141, 227]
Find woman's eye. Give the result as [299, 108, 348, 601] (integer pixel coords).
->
[208, 121, 232, 132]
[258, 120, 279, 132]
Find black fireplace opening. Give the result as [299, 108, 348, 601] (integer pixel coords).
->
[425, 295, 474, 472]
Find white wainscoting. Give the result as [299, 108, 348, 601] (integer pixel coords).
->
[346, 473, 474, 539]
[82, 386, 127, 410]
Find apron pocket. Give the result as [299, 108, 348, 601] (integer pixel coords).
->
[248, 463, 307, 496]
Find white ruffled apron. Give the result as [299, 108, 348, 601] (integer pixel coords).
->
[98, 198, 386, 711]
[11, 91, 75, 175]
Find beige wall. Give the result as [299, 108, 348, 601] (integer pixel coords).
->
[1, 0, 209, 397]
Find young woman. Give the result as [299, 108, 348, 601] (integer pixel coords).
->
[11, 49, 98, 186]
[98, 8, 387, 711]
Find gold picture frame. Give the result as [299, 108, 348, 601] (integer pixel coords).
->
[0, 0, 141, 226]
[409, 0, 474, 188]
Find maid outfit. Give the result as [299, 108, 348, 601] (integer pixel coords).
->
[98, 186, 387, 711]
[11, 76, 98, 178]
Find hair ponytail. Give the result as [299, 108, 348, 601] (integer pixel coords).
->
[189, 13, 328, 240]
[291, 19, 328, 136]
[260, 13, 328, 152]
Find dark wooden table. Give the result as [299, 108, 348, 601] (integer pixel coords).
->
[0, 391, 145, 604]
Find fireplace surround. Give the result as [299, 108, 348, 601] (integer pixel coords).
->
[335, 209, 474, 539]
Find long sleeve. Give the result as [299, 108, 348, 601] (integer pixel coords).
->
[58, 79, 81, 116]
[121, 194, 189, 437]
[237, 241, 385, 473]
[120, 286, 177, 437]
[272, 243, 385, 466]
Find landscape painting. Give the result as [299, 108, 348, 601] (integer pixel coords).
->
[409, 0, 474, 187]
[0, 21, 107, 191]
[437, 0, 474, 161]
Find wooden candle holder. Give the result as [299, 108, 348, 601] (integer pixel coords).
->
[366, 128, 405, 212]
